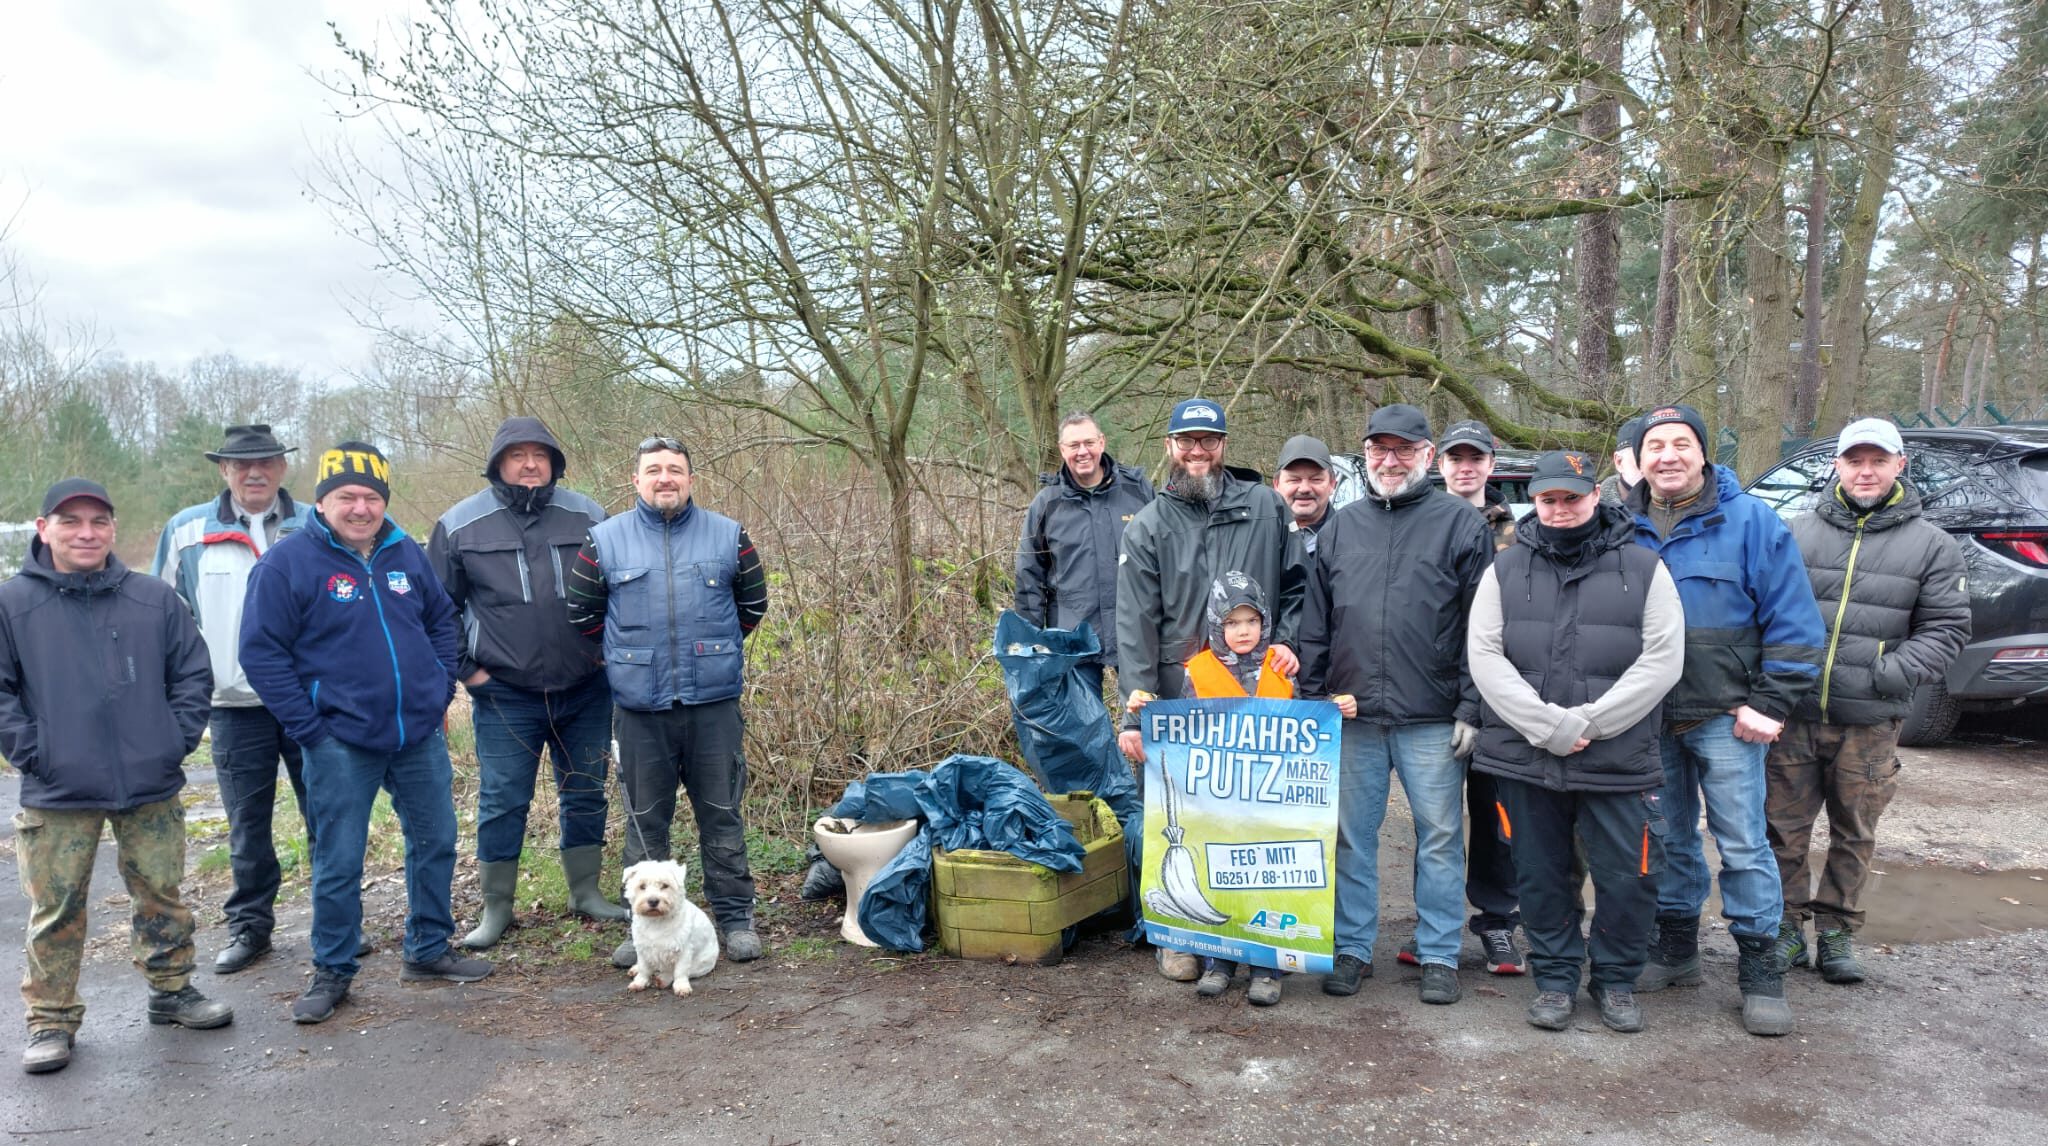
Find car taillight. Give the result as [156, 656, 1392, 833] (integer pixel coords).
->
[1991, 647, 2048, 662]
[1979, 530, 2048, 567]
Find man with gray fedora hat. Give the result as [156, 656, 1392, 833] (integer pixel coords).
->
[153, 424, 317, 974]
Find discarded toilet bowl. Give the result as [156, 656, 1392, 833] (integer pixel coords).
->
[812, 817, 919, 947]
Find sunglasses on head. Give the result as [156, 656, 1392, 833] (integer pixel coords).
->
[638, 436, 686, 454]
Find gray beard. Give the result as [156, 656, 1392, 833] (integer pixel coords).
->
[1366, 467, 1420, 499]
[1169, 464, 1223, 502]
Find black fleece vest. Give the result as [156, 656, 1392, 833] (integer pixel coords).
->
[1476, 539, 1666, 792]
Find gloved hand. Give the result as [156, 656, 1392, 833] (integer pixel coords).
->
[1450, 719, 1478, 759]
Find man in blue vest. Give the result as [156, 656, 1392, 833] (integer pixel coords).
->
[566, 436, 770, 969]
[153, 424, 316, 975]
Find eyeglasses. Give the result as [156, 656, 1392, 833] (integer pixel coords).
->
[1170, 434, 1225, 452]
[637, 436, 686, 454]
[1364, 442, 1424, 460]
[1060, 437, 1104, 451]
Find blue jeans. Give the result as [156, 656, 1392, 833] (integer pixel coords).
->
[301, 731, 459, 976]
[1656, 715, 1783, 940]
[469, 673, 614, 862]
[210, 705, 309, 942]
[1333, 721, 1466, 967]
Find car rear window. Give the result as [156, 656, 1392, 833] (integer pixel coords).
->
[2014, 451, 2048, 512]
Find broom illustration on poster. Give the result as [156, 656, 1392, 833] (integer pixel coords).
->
[1143, 749, 1230, 925]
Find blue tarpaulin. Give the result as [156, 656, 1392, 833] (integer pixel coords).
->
[831, 753, 1085, 953]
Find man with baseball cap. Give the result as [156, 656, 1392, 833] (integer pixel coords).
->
[153, 424, 317, 975]
[1468, 451, 1684, 1032]
[1438, 420, 1515, 551]
[1598, 415, 1648, 505]
[1273, 435, 1338, 555]
[4, 479, 225, 1074]
[1624, 404, 1825, 1036]
[1117, 397, 1305, 981]
[1767, 417, 1969, 984]
[241, 441, 490, 1025]
[1405, 416, 1525, 976]
[1299, 404, 1494, 1005]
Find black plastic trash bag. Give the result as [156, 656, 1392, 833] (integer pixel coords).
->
[994, 610, 1143, 872]
[830, 754, 1086, 953]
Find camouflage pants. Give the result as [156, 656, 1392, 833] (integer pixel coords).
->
[14, 798, 195, 1034]
[1765, 718, 1902, 933]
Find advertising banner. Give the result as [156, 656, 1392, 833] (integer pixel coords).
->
[1137, 697, 1342, 974]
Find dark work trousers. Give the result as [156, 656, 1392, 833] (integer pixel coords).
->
[613, 698, 756, 931]
[1466, 768, 1520, 933]
[210, 705, 310, 944]
[1495, 778, 1666, 993]
[1766, 717, 1903, 933]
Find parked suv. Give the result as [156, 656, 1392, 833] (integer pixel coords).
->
[1747, 425, 2048, 744]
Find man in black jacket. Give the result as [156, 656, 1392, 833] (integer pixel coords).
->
[1298, 405, 1494, 1006]
[1115, 397, 1305, 981]
[1, 479, 228, 1075]
[1014, 412, 1154, 698]
[1468, 453, 1685, 1033]
[1767, 418, 1971, 983]
[430, 416, 625, 949]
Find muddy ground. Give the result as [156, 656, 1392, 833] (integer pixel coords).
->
[2, 720, 2044, 1146]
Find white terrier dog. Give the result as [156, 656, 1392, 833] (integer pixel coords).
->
[622, 860, 720, 997]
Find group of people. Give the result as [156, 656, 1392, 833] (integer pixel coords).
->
[1017, 398, 1968, 1031]
[1, 393, 1971, 1075]
[2, 422, 768, 1074]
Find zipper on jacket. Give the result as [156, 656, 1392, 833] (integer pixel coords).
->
[515, 548, 533, 603]
[551, 545, 567, 598]
[665, 517, 680, 701]
[362, 549, 407, 749]
[1817, 515, 1871, 722]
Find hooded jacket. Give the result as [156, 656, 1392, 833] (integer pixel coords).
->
[1014, 455, 1154, 664]
[1297, 473, 1494, 725]
[1115, 470, 1305, 724]
[1627, 464, 1826, 722]
[428, 416, 607, 693]
[153, 488, 310, 707]
[0, 543, 212, 810]
[1789, 480, 1972, 725]
[1185, 570, 1292, 698]
[1468, 503, 1684, 792]
[240, 513, 461, 753]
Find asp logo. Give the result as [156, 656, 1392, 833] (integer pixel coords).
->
[1247, 910, 1298, 931]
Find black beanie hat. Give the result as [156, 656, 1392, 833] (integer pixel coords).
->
[1633, 404, 1709, 457]
[314, 440, 393, 502]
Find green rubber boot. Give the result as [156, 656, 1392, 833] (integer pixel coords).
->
[461, 860, 520, 949]
[562, 846, 628, 922]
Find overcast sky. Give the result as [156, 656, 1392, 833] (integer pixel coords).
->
[0, 1, 422, 385]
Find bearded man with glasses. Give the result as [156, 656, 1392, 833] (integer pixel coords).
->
[566, 436, 771, 969]
[1113, 397, 1307, 981]
[1298, 404, 1495, 1006]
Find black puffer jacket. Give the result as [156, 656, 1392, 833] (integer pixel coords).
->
[1115, 470, 1305, 718]
[1298, 475, 1494, 725]
[1014, 456, 1154, 664]
[1790, 480, 1972, 725]
[428, 416, 608, 692]
[0, 543, 212, 810]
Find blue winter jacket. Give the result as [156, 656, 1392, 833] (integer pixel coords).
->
[239, 513, 461, 753]
[1628, 464, 1825, 722]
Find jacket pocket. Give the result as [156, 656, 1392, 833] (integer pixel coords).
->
[607, 567, 656, 634]
[608, 645, 657, 707]
[1870, 642, 1911, 699]
[692, 638, 743, 694]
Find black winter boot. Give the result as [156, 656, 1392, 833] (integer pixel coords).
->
[1635, 914, 1703, 992]
[1735, 933, 1795, 1036]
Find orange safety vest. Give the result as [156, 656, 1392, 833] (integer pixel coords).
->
[1184, 647, 1294, 700]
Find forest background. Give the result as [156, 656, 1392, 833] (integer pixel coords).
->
[3, 0, 2045, 825]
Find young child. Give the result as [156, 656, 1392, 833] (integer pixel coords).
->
[1182, 571, 1294, 1004]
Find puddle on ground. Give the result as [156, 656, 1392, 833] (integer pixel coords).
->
[1855, 865, 2048, 945]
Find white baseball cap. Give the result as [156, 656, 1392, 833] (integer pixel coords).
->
[1836, 417, 1905, 457]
